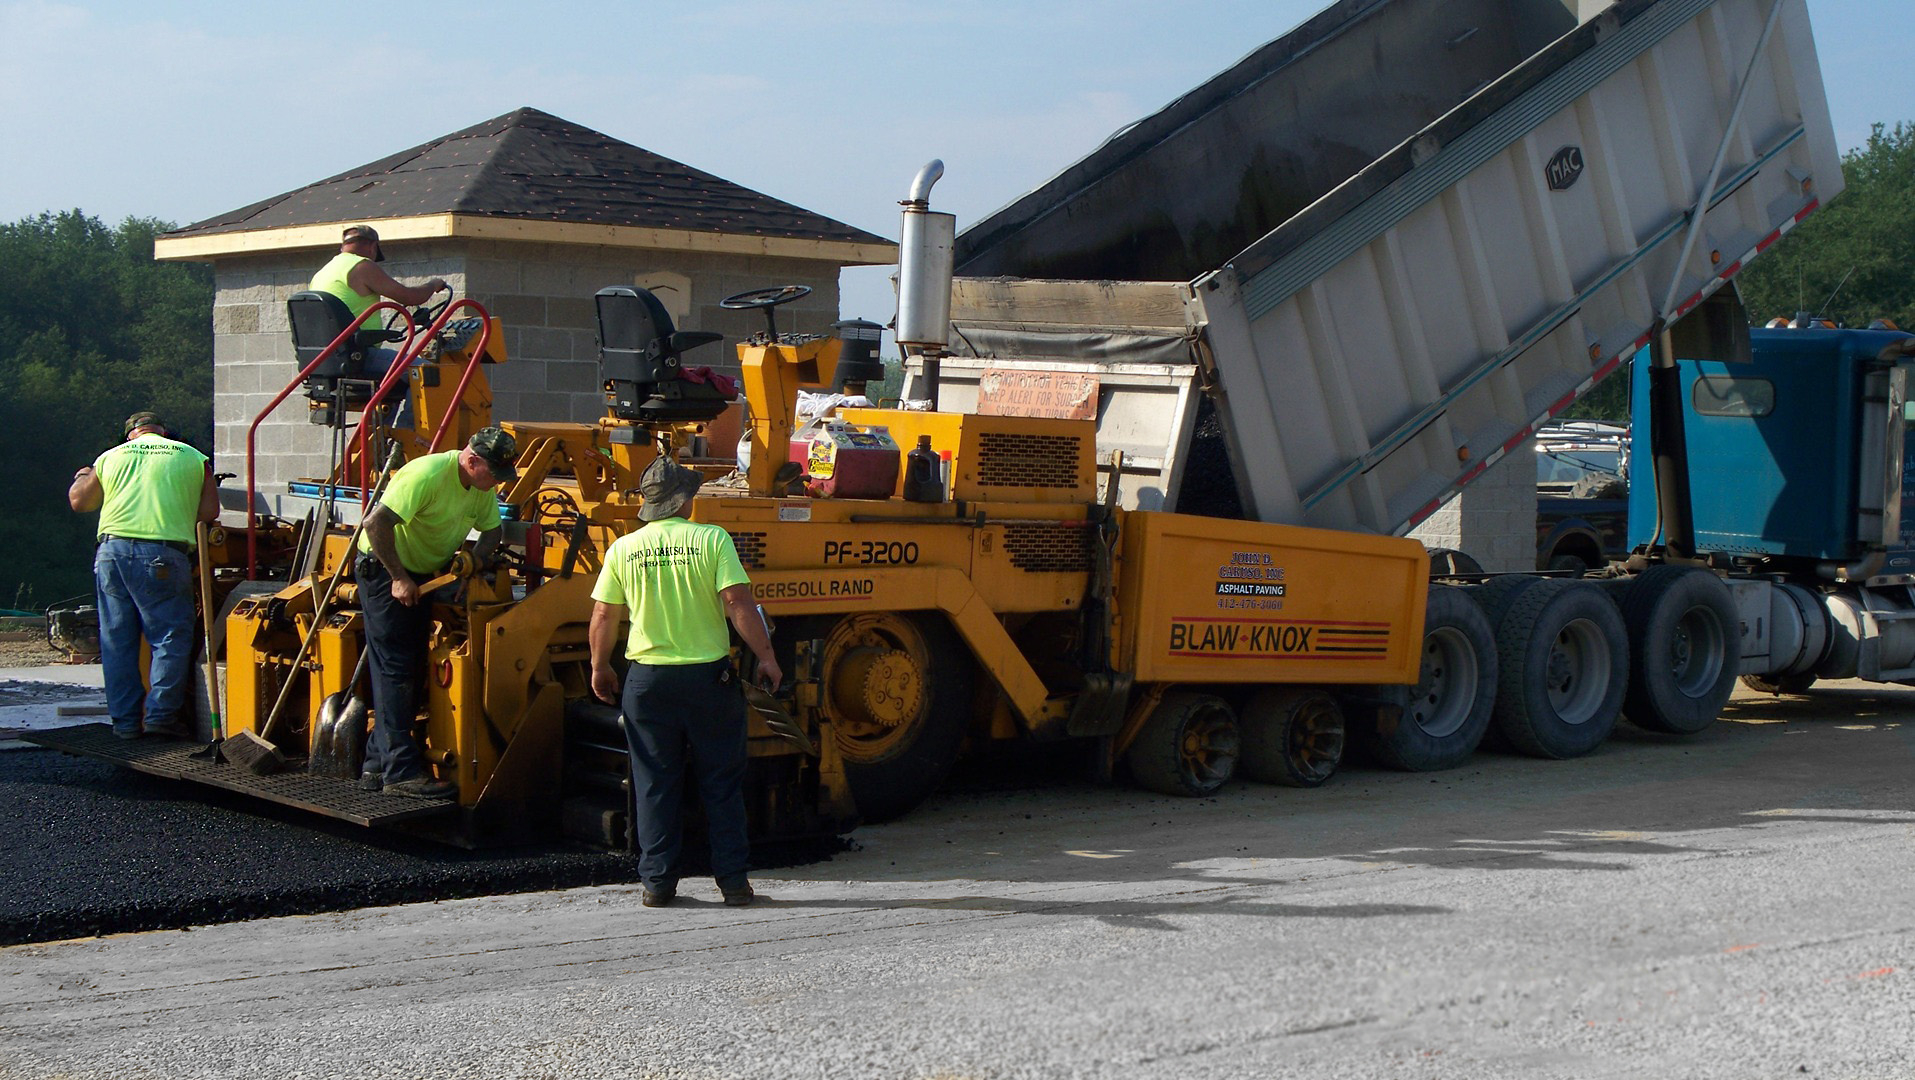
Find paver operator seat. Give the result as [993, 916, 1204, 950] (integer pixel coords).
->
[596, 285, 729, 424]
[286, 289, 406, 426]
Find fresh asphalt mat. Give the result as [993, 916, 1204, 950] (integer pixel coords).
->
[0, 747, 849, 946]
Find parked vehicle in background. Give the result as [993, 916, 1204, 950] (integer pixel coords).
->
[1536, 421, 1628, 496]
[1536, 422, 1629, 571]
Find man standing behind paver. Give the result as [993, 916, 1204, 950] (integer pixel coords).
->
[589, 456, 782, 908]
[67, 412, 218, 739]
[355, 427, 515, 799]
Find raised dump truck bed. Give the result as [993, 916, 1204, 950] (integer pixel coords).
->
[942, 0, 1841, 536]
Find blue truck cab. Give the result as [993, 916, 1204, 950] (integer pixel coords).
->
[1629, 325, 1915, 576]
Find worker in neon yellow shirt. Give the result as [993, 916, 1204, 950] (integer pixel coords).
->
[67, 412, 218, 740]
[589, 456, 781, 908]
[354, 427, 515, 799]
[311, 225, 449, 425]
[311, 225, 447, 325]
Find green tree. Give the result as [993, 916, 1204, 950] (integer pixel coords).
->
[1738, 122, 1915, 328]
[0, 211, 213, 611]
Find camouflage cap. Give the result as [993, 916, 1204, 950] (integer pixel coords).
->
[123, 411, 166, 436]
[468, 426, 518, 482]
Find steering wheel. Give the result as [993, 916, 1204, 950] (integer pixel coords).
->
[412, 287, 452, 329]
[720, 284, 811, 339]
[720, 284, 811, 310]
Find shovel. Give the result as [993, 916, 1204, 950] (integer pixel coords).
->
[258, 446, 405, 747]
[309, 646, 371, 779]
[188, 520, 225, 762]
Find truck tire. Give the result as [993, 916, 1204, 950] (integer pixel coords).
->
[1239, 687, 1344, 787]
[1620, 567, 1740, 734]
[1468, 575, 1547, 623]
[1427, 547, 1485, 577]
[1547, 554, 1590, 576]
[1490, 579, 1627, 758]
[816, 611, 973, 821]
[1127, 691, 1239, 796]
[1370, 586, 1495, 771]
[1740, 672, 1816, 695]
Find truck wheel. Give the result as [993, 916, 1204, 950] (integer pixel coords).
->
[1370, 585, 1495, 771]
[1239, 687, 1343, 787]
[1461, 576, 1546, 750]
[1427, 547, 1485, 577]
[1547, 554, 1590, 576]
[1127, 691, 1239, 796]
[1620, 567, 1739, 734]
[1468, 575, 1547, 623]
[1740, 672, 1816, 695]
[818, 612, 973, 821]
[1491, 580, 1627, 758]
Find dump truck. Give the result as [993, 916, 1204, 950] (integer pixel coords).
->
[907, 0, 1842, 742]
[25, 0, 1845, 848]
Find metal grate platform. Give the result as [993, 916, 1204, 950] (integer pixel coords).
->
[19, 724, 455, 827]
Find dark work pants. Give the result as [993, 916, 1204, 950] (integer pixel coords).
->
[620, 659, 751, 891]
[355, 555, 436, 783]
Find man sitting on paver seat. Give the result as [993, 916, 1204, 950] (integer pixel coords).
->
[310, 225, 449, 424]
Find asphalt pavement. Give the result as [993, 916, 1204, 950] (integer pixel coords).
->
[2, 682, 1913, 1079]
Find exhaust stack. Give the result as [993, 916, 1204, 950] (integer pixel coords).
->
[896, 160, 954, 406]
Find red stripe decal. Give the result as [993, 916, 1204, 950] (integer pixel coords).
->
[1173, 617, 1391, 627]
[1167, 652, 1384, 661]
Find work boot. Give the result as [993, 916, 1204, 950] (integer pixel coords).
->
[384, 776, 456, 800]
[641, 884, 676, 908]
[144, 721, 189, 740]
[355, 772, 383, 793]
[721, 884, 755, 908]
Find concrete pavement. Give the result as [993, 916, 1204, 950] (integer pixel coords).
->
[2, 683, 1912, 1078]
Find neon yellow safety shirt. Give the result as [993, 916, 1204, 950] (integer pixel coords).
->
[310, 252, 375, 322]
[93, 434, 208, 545]
[592, 517, 750, 664]
[356, 451, 502, 575]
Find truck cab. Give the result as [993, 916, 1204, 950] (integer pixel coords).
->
[1629, 325, 1913, 576]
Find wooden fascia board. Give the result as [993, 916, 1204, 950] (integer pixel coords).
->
[154, 213, 898, 266]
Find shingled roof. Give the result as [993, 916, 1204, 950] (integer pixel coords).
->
[156, 107, 894, 263]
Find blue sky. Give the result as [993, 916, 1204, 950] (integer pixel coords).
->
[1, 0, 1903, 327]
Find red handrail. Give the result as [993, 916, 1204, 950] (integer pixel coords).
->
[351, 298, 494, 503]
[246, 301, 417, 579]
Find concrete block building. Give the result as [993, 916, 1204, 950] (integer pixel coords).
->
[156, 107, 895, 494]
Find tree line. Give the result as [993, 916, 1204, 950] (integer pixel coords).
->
[0, 212, 212, 611]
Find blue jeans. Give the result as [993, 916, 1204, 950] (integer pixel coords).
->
[621, 659, 752, 891]
[94, 538, 197, 736]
